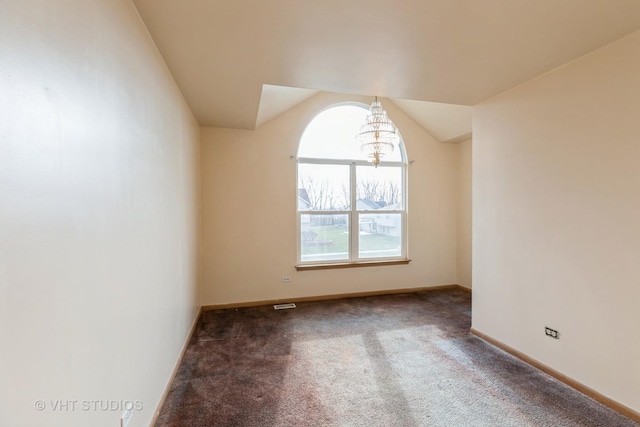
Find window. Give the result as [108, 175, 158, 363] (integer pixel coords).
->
[296, 104, 408, 266]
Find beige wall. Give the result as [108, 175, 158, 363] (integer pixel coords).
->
[473, 31, 640, 413]
[0, 1, 200, 426]
[201, 92, 459, 305]
[456, 139, 472, 288]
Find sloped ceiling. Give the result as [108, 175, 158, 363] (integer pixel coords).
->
[133, 0, 640, 141]
[255, 85, 319, 129]
[390, 98, 472, 143]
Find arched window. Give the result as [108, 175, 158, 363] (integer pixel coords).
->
[297, 104, 407, 266]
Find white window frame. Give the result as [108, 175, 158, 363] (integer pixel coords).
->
[296, 143, 408, 267]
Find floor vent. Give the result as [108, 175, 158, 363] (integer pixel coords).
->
[274, 303, 296, 310]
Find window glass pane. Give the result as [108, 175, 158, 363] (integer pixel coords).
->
[300, 214, 349, 262]
[358, 213, 402, 259]
[356, 166, 403, 210]
[298, 106, 367, 161]
[298, 105, 402, 162]
[298, 164, 350, 211]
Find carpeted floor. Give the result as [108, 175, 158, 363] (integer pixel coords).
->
[156, 289, 638, 426]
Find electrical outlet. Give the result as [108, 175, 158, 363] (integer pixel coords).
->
[281, 276, 291, 283]
[121, 408, 132, 427]
[545, 327, 560, 339]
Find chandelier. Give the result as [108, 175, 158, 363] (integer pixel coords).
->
[356, 96, 398, 167]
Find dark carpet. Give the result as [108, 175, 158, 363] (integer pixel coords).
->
[156, 289, 638, 426]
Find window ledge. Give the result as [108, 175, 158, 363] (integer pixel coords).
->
[296, 259, 411, 271]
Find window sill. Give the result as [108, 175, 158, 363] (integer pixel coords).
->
[295, 259, 411, 271]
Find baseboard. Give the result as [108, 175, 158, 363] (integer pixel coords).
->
[149, 306, 202, 427]
[470, 328, 640, 423]
[202, 284, 470, 311]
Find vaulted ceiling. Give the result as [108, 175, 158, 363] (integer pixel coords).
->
[132, 0, 640, 141]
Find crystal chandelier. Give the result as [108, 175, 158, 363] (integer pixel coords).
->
[356, 97, 398, 167]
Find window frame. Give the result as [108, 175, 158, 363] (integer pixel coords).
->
[295, 105, 409, 268]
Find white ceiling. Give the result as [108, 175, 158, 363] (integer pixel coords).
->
[133, 0, 640, 141]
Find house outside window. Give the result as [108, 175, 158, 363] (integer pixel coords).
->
[296, 104, 408, 266]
